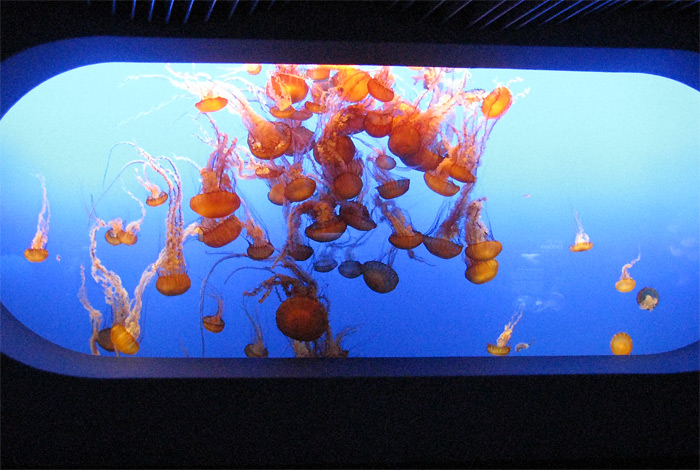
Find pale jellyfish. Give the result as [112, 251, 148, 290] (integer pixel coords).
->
[515, 340, 534, 353]
[244, 305, 268, 358]
[24, 174, 50, 262]
[569, 211, 592, 252]
[487, 308, 523, 356]
[615, 251, 641, 293]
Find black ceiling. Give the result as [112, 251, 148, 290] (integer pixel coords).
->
[1, 0, 698, 61]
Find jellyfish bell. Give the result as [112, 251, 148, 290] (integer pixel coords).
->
[247, 121, 292, 160]
[362, 260, 399, 294]
[389, 230, 424, 250]
[615, 279, 636, 293]
[338, 260, 363, 279]
[388, 121, 422, 160]
[339, 201, 377, 231]
[276, 296, 329, 342]
[244, 343, 269, 358]
[449, 163, 476, 184]
[465, 258, 499, 285]
[284, 176, 317, 203]
[247, 241, 275, 261]
[375, 152, 397, 170]
[367, 78, 395, 102]
[195, 96, 228, 113]
[313, 257, 338, 273]
[110, 324, 139, 355]
[636, 287, 659, 311]
[199, 215, 243, 248]
[364, 110, 393, 138]
[423, 235, 463, 259]
[118, 231, 138, 246]
[203, 315, 225, 333]
[287, 242, 314, 262]
[569, 241, 593, 252]
[24, 248, 49, 262]
[481, 86, 512, 120]
[266, 72, 309, 110]
[146, 191, 168, 207]
[424, 171, 460, 197]
[305, 217, 347, 243]
[333, 68, 371, 102]
[376, 178, 410, 199]
[610, 332, 633, 355]
[486, 343, 510, 356]
[156, 271, 191, 296]
[96, 327, 115, 352]
[465, 240, 502, 261]
[313, 134, 356, 166]
[104, 229, 122, 246]
[400, 147, 443, 173]
[332, 172, 363, 200]
[190, 190, 241, 219]
[267, 181, 286, 206]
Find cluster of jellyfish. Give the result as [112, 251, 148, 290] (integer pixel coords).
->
[23, 62, 657, 358]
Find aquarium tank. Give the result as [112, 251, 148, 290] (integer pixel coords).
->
[1, 58, 698, 362]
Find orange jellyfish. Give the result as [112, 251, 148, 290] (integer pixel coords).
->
[375, 196, 424, 250]
[332, 67, 371, 102]
[190, 120, 242, 219]
[569, 211, 592, 252]
[464, 198, 502, 262]
[487, 308, 523, 356]
[244, 258, 329, 342]
[283, 165, 317, 203]
[423, 185, 470, 259]
[424, 164, 461, 197]
[246, 63, 262, 75]
[481, 86, 513, 120]
[367, 66, 395, 103]
[364, 109, 394, 138]
[24, 174, 50, 263]
[203, 292, 226, 333]
[366, 146, 410, 199]
[195, 95, 228, 113]
[136, 169, 168, 207]
[339, 200, 377, 232]
[198, 214, 243, 248]
[266, 67, 309, 111]
[79, 220, 157, 356]
[242, 216, 275, 261]
[288, 199, 347, 243]
[615, 251, 641, 293]
[610, 332, 633, 355]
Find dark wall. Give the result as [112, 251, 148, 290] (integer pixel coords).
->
[2, 1, 699, 468]
[2, 354, 698, 468]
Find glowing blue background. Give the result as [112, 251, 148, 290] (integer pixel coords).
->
[1, 63, 698, 358]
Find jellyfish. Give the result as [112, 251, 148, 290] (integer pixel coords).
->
[266, 66, 309, 111]
[423, 185, 470, 259]
[242, 217, 275, 261]
[283, 164, 317, 203]
[24, 174, 50, 263]
[190, 117, 242, 219]
[569, 211, 592, 252]
[362, 258, 399, 294]
[487, 308, 523, 356]
[515, 340, 533, 353]
[104, 189, 147, 246]
[295, 199, 347, 243]
[244, 305, 269, 358]
[195, 96, 228, 113]
[464, 198, 502, 261]
[610, 332, 633, 355]
[481, 86, 513, 120]
[615, 251, 641, 293]
[364, 109, 394, 138]
[244, 258, 329, 342]
[338, 259, 364, 279]
[313, 247, 338, 273]
[202, 292, 226, 333]
[375, 196, 424, 250]
[136, 168, 168, 207]
[339, 200, 377, 232]
[78, 219, 159, 355]
[637, 287, 659, 311]
[331, 67, 371, 103]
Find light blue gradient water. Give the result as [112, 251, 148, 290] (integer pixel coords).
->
[1, 63, 698, 358]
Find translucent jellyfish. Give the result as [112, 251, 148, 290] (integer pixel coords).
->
[423, 185, 470, 259]
[637, 287, 659, 311]
[464, 198, 502, 261]
[24, 174, 50, 263]
[266, 66, 309, 111]
[375, 196, 424, 250]
[243, 305, 268, 358]
[202, 292, 226, 333]
[515, 340, 533, 353]
[615, 251, 641, 293]
[313, 247, 338, 273]
[486, 308, 523, 356]
[610, 332, 633, 355]
[569, 211, 592, 252]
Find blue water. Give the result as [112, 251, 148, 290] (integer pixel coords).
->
[1, 63, 698, 358]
